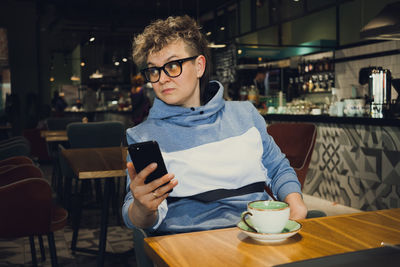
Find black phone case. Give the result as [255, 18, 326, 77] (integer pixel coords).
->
[128, 141, 169, 185]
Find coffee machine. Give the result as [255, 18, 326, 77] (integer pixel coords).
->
[368, 68, 391, 118]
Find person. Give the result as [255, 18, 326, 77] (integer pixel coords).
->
[254, 67, 268, 96]
[51, 90, 67, 116]
[82, 87, 98, 121]
[122, 15, 307, 235]
[130, 74, 150, 125]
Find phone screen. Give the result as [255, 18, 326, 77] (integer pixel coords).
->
[128, 141, 170, 190]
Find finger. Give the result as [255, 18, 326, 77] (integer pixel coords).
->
[153, 177, 178, 196]
[134, 162, 158, 185]
[126, 162, 136, 182]
[149, 173, 175, 191]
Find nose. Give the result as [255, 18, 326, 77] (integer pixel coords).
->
[158, 69, 171, 84]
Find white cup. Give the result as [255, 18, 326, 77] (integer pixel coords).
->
[241, 200, 290, 233]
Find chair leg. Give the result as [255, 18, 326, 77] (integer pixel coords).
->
[95, 179, 103, 204]
[38, 235, 46, 261]
[71, 180, 85, 251]
[47, 232, 59, 267]
[29, 236, 38, 267]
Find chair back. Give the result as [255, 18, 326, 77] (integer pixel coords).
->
[0, 164, 44, 186]
[67, 121, 125, 148]
[0, 155, 33, 167]
[0, 178, 53, 238]
[267, 122, 317, 189]
[46, 117, 82, 130]
[0, 141, 31, 161]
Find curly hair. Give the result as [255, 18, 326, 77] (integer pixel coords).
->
[132, 15, 211, 99]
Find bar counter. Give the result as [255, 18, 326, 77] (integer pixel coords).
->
[264, 113, 400, 213]
[263, 114, 400, 126]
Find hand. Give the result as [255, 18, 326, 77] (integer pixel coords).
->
[127, 161, 177, 228]
[284, 192, 308, 220]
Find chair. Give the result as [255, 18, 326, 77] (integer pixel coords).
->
[64, 121, 125, 254]
[0, 165, 68, 267]
[267, 122, 325, 218]
[267, 122, 317, 190]
[0, 155, 33, 166]
[46, 117, 82, 131]
[0, 142, 31, 160]
[23, 128, 51, 162]
[0, 164, 43, 186]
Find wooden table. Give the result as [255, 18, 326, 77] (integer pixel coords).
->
[40, 130, 68, 142]
[61, 146, 127, 267]
[144, 208, 400, 267]
[41, 130, 69, 198]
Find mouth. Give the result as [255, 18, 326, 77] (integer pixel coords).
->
[161, 88, 175, 94]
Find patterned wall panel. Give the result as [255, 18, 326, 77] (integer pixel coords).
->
[303, 123, 400, 211]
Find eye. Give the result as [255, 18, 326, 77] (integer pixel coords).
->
[148, 67, 159, 76]
[165, 61, 180, 74]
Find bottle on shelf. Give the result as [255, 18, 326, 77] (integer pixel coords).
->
[329, 87, 339, 116]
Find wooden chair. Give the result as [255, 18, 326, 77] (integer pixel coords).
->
[0, 165, 68, 266]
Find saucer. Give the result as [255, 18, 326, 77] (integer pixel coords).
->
[237, 219, 302, 243]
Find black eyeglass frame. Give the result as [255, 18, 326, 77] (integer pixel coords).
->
[141, 55, 199, 83]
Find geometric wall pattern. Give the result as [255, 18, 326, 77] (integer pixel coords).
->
[303, 123, 400, 211]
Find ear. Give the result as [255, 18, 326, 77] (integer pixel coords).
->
[195, 55, 206, 78]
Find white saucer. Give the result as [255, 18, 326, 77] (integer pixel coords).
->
[237, 219, 302, 243]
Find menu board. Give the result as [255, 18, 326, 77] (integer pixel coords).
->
[214, 43, 236, 84]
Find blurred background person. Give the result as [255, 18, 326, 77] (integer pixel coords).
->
[130, 74, 150, 125]
[51, 90, 67, 117]
[82, 87, 98, 122]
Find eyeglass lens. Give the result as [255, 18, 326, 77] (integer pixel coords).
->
[144, 61, 182, 82]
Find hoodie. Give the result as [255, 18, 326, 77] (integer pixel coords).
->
[122, 81, 301, 234]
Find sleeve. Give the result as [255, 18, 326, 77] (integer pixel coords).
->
[121, 128, 169, 231]
[248, 103, 302, 201]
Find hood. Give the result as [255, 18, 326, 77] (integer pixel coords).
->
[360, 2, 400, 40]
[148, 81, 225, 127]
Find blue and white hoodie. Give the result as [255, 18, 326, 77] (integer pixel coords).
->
[122, 81, 301, 234]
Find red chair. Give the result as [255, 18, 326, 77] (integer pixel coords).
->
[267, 122, 317, 190]
[0, 155, 34, 166]
[0, 164, 43, 186]
[0, 165, 68, 266]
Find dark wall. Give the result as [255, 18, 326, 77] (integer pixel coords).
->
[0, 0, 39, 134]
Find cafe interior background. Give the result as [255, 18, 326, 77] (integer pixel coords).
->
[0, 0, 399, 212]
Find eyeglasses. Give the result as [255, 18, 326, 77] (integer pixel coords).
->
[141, 55, 199, 83]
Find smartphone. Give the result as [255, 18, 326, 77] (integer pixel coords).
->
[128, 141, 171, 191]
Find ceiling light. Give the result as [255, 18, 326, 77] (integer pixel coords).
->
[89, 37, 95, 42]
[89, 70, 103, 79]
[206, 31, 212, 36]
[220, 26, 225, 31]
[70, 75, 80, 81]
[208, 42, 226, 48]
[237, 49, 242, 55]
[122, 57, 128, 62]
[80, 61, 85, 67]
[114, 61, 120, 66]
[49, 77, 55, 82]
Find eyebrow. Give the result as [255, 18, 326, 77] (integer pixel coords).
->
[147, 55, 179, 67]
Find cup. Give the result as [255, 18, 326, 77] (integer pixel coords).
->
[241, 200, 290, 233]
